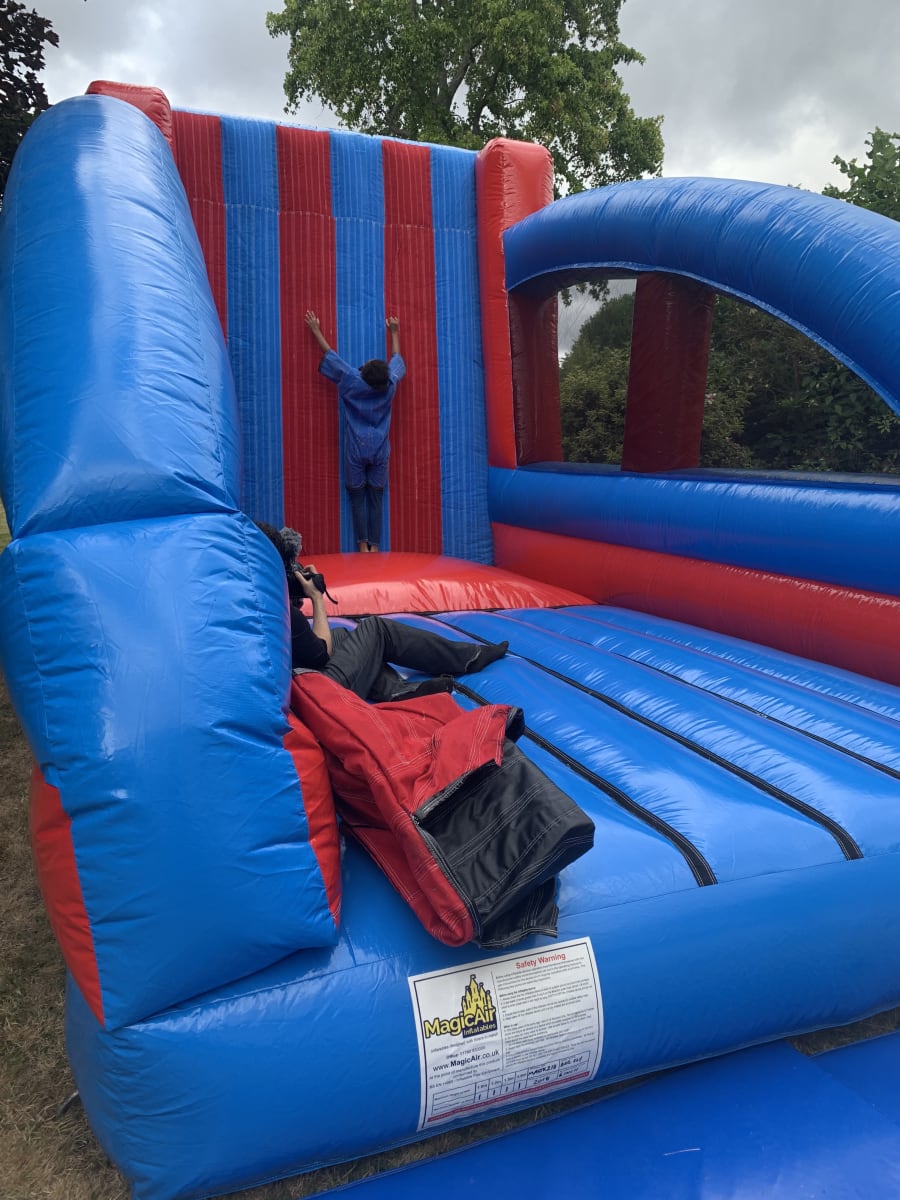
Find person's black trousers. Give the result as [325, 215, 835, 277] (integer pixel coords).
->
[324, 616, 486, 701]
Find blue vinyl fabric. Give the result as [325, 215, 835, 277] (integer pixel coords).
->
[503, 177, 900, 419]
[64, 606, 900, 1198]
[430, 145, 492, 563]
[489, 465, 900, 597]
[331, 131, 388, 549]
[0, 96, 337, 1030]
[813, 1028, 900, 1126]
[221, 116, 284, 526]
[0, 98, 239, 537]
[6, 94, 900, 1200]
[307, 1037, 900, 1199]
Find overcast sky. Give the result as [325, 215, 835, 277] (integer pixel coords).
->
[36, 0, 900, 194]
[35, 0, 898, 355]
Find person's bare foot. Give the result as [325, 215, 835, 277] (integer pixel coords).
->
[368, 543, 380, 552]
[357, 540, 370, 553]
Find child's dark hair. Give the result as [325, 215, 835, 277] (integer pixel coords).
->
[360, 359, 390, 389]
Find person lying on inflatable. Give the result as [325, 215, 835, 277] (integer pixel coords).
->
[259, 523, 595, 948]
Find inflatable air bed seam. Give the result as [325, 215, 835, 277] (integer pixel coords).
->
[631, 656, 900, 782]
[454, 679, 716, 886]
[447, 631, 864, 863]
[130, 958, 374, 1025]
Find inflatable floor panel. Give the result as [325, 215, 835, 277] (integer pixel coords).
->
[307, 1033, 900, 1199]
[66, 602, 900, 1199]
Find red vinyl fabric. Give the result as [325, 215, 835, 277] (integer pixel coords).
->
[29, 766, 104, 1022]
[277, 127, 341, 555]
[623, 273, 715, 472]
[296, 551, 592, 617]
[86, 81, 174, 153]
[282, 714, 342, 927]
[290, 675, 510, 945]
[171, 110, 228, 332]
[382, 141, 443, 552]
[289, 672, 595, 948]
[475, 139, 555, 469]
[492, 522, 900, 687]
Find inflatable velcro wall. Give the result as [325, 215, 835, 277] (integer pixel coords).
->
[0, 95, 339, 1030]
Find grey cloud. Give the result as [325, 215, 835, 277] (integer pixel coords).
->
[620, 0, 900, 189]
[35, 0, 900, 189]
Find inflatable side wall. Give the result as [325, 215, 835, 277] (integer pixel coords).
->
[0, 95, 339, 1029]
[490, 176, 900, 683]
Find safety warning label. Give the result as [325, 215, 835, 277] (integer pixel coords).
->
[408, 937, 603, 1130]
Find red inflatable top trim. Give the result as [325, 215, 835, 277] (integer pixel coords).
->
[492, 522, 900, 688]
[86, 81, 174, 154]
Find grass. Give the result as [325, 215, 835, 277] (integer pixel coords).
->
[2, 506, 899, 1198]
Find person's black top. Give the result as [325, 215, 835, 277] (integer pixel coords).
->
[290, 604, 329, 670]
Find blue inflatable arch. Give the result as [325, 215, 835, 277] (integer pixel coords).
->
[503, 177, 900, 418]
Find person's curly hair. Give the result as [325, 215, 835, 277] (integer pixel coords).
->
[256, 522, 304, 603]
[360, 358, 390, 389]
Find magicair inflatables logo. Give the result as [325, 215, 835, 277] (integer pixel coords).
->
[422, 973, 498, 1040]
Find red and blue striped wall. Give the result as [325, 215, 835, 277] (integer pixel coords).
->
[172, 111, 492, 562]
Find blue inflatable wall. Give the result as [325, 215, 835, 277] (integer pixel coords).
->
[0, 95, 338, 1031]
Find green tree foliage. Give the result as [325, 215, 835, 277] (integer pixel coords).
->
[709, 297, 900, 474]
[559, 296, 632, 462]
[823, 128, 900, 221]
[561, 288, 900, 472]
[0, 1, 58, 203]
[560, 292, 753, 468]
[561, 287, 900, 473]
[266, 0, 663, 193]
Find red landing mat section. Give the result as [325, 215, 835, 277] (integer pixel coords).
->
[306, 552, 592, 617]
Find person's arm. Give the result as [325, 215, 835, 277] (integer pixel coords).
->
[289, 604, 330, 670]
[296, 567, 333, 657]
[305, 310, 332, 356]
[386, 315, 400, 359]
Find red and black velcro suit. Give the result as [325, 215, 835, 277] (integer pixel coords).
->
[290, 673, 595, 947]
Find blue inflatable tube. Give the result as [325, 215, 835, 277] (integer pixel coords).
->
[0, 98, 240, 535]
[489, 464, 900, 597]
[0, 96, 337, 1031]
[503, 177, 900, 419]
[6, 93, 900, 1200]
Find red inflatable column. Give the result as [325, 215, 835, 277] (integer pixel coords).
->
[170, 111, 228, 335]
[622, 273, 715, 472]
[476, 139, 555, 468]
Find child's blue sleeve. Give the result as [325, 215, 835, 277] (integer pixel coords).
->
[319, 349, 353, 383]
